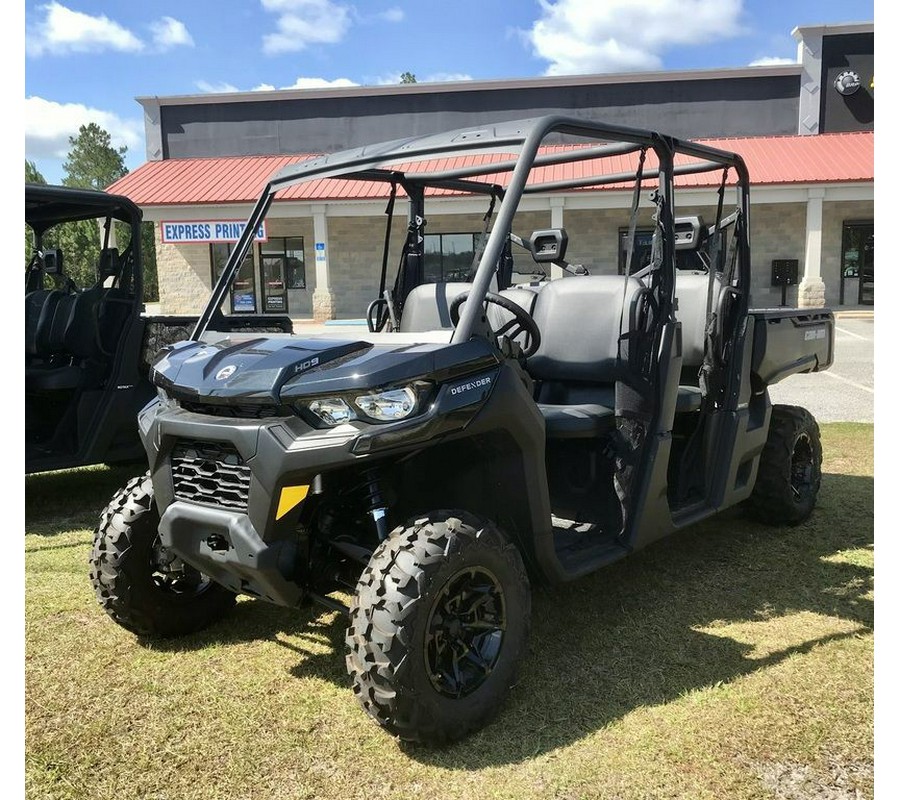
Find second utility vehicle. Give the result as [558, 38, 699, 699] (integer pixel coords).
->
[90, 116, 834, 744]
[25, 184, 292, 473]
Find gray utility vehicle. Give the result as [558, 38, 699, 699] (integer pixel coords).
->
[25, 184, 291, 474]
[90, 117, 834, 744]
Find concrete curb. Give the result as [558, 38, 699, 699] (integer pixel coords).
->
[834, 311, 874, 319]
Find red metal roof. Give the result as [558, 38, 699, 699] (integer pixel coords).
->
[108, 132, 873, 206]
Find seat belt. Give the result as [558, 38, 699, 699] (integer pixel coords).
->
[469, 191, 497, 280]
[372, 183, 398, 331]
[698, 168, 729, 404]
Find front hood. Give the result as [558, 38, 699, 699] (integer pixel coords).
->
[151, 334, 498, 403]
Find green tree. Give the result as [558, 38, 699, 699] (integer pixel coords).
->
[399, 71, 417, 84]
[50, 123, 158, 300]
[62, 123, 128, 190]
[26, 160, 46, 184]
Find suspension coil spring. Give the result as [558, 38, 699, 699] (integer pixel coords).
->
[348, 467, 390, 541]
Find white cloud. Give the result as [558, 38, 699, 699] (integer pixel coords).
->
[373, 72, 403, 85]
[150, 16, 194, 50]
[377, 7, 404, 22]
[276, 76, 358, 89]
[195, 80, 241, 93]
[24, 96, 143, 160]
[27, 2, 143, 56]
[261, 0, 352, 54]
[749, 56, 796, 66]
[526, 0, 745, 75]
[422, 72, 472, 83]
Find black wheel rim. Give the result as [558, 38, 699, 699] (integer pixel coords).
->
[425, 567, 506, 699]
[151, 538, 212, 599]
[790, 432, 815, 501]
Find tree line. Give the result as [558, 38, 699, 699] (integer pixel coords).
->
[26, 123, 158, 302]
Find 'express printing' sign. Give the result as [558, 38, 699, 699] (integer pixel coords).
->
[160, 220, 268, 244]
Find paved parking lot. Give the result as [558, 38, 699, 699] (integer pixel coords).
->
[768, 316, 874, 422]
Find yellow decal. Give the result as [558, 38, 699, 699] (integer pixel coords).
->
[275, 485, 309, 520]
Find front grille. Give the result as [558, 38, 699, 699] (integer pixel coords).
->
[171, 439, 251, 511]
[180, 400, 291, 419]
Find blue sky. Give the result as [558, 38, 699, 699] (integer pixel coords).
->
[24, 0, 875, 184]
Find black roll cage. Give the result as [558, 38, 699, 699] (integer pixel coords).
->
[25, 183, 144, 299]
[193, 116, 751, 342]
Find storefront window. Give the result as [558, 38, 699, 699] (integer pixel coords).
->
[210, 243, 256, 313]
[423, 233, 483, 282]
[259, 237, 305, 313]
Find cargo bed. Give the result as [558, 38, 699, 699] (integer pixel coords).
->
[750, 308, 835, 386]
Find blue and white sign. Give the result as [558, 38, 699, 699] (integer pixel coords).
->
[315, 241, 327, 262]
[160, 220, 268, 244]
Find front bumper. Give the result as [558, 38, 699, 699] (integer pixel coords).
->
[138, 371, 496, 605]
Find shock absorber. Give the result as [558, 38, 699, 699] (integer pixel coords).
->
[356, 467, 390, 541]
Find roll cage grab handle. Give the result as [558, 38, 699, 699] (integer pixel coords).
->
[191, 116, 751, 343]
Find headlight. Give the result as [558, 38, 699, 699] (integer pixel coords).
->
[354, 386, 417, 422]
[307, 397, 356, 426]
[302, 385, 421, 426]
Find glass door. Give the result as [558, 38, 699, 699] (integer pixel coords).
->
[840, 222, 874, 306]
[260, 254, 288, 313]
[211, 244, 256, 313]
[259, 239, 304, 313]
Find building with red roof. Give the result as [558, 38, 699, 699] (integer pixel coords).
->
[108, 21, 873, 320]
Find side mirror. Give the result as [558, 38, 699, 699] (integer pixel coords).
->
[99, 248, 120, 278]
[530, 229, 568, 263]
[43, 249, 64, 275]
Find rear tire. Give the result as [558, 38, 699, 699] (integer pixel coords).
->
[89, 473, 237, 637]
[346, 511, 531, 744]
[747, 405, 822, 525]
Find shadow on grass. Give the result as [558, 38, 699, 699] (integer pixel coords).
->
[117, 470, 873, 767]
[25, 463, 146, 537]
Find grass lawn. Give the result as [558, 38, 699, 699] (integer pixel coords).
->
[25, 423, 874, 800]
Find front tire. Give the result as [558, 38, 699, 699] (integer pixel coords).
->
[346, 511, 531, 744]
[747, 404, 823, 525]
[89, 473, 237, 637]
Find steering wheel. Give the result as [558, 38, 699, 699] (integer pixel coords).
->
[449, 290, 541, 358]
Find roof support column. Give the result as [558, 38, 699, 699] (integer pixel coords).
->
[549, 196, 565, 280]
[311, 205, 335, 321]
[798, 188, 826, 308]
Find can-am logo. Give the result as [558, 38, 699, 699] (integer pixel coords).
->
[215, 365, 237, 381]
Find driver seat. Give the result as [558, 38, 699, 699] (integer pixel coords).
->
[527, 276, 643, 438]
[398, 282, 475, 332]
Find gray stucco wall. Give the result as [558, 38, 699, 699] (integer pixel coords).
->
[160, 75, 800, 160]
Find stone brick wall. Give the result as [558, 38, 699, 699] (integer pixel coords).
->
[745, 203, 807, 308]
[155, 225, 212, 315]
